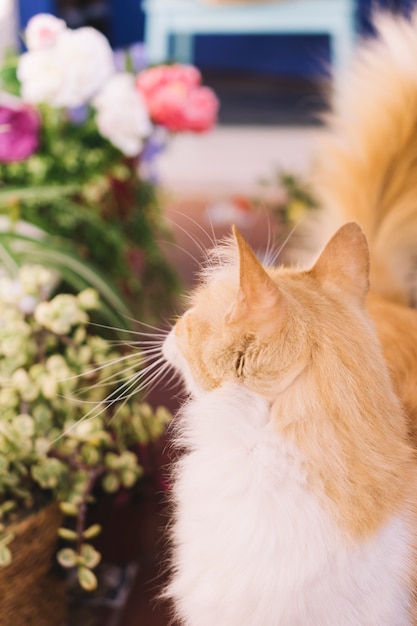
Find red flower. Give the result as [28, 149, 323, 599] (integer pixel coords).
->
[136, 64, 218, 133]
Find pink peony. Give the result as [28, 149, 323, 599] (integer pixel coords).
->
[136, 64, 201, 99]
[136, 64, 218, 133]
[0, 103, 40, 162]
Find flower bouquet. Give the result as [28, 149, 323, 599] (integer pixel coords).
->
[0, 13, 219, 323]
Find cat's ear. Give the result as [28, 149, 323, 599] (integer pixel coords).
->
[226, 226, 282, 325]
[311, 222, 369, 303]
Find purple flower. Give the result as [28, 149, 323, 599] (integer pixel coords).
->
[0, 104, 40, 162]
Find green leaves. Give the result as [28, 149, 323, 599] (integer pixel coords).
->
[57, 543, 101, 591]
[82, 524, 102, 540]
[0, 265, 171, 584]
[59, 501, 78, 516]
[80, 543, 101, 569]
[58, 527, 78, 541]
[31, 458, 67, 489]
[57, 543, 101, 570]
[78, 566, 98, 591]
[0, 227, 133, 331]
[57, 547, 78, 568]
[0, 184, 79, 207]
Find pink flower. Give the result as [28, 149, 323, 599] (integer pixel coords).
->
[25, 13, 66, 51]
[0, 102, 40, 162]
[137, 64, 201, 99]
[136, 64, 218, 133]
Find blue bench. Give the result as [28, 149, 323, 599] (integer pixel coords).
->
[143, 0, 357, 74]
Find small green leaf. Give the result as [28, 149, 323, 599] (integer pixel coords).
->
[0, 545, 12, 567]
[104, 452, 119, 470]
[102, 473, 120, 493]
[57, 547, 78, 568]
[57, 527, 78, 541]
[78, 565, 98, 591]
[80, 543, 101, 569]
[59, 501, 78, 516]
[121, 469, 138, 488]
[82, 524, 102, 540]
[0, 500, 16, 519]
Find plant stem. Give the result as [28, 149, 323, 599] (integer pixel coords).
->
[75, 466, 104, 554]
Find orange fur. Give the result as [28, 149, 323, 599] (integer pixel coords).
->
[175, 224, 417, 542]
[167, 10, 417, 623]
[305, 12, 417, 306]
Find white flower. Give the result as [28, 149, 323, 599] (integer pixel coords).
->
[18, 25, 115, 107]
[53, 27, 115, 106]
[93, 73, 152, 156]
[18, 48, 70, 106]
[25, 13, 67, 51]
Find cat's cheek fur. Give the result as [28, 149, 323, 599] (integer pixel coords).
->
[163, 326, 202, 397]
[166, 386, 414, 626]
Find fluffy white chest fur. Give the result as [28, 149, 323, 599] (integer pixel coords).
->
[167, 386, 412, 626]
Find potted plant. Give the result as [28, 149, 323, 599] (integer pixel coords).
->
[0, 265, 171, 623]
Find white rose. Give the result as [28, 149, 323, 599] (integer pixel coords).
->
[18, 49, 67, 105]
[53, 27, 115, 107]
[18, 25, 115, 107]
[25, 13, 67, 51]
[93, 73, 152, 156]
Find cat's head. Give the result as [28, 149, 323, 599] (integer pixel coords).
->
[163, 222, 370, 400]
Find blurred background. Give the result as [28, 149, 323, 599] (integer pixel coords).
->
[1, 1, 417, 624]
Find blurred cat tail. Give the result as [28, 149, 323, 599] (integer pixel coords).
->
[301, 10, 417, 306]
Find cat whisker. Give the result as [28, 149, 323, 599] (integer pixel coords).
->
[59, 351, 146, 383]
[50, 355, 168, 443]
[169, 209, 219, 249]
[160, 239, 205, 271]
[69, 358, 145, 397]
[168, 219, 213, 265]
[269, 218, 304, 266]
[108, 338, 165, 348]
[88, 319, 169, 339]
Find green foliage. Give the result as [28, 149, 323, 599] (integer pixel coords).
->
[0, 267, 171, 589]
[257, 170, 319, 226]
[0, 85, 178, 323]
[0, 227, 132, 330]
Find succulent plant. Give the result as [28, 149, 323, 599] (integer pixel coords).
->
[0, 265, 170, 590]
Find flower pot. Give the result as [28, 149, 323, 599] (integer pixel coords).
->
[0, 502, 67, 626]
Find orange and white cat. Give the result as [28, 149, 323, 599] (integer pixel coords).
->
[162, 11, 417, 626]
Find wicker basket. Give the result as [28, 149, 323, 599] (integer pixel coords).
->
[0, 502, 67, 626]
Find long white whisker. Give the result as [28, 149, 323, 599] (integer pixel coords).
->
[160, 239, 204, 269]
[169, 220, 213, 268]
[100, 358, 170, 410]
[169, 209, 217, 249]
[270, 217, 304, 266]
[70, 359, 146, 396]
[108, 338, 164, 347]
[60, 351, 145, 382]
[131, 362, 173, 398]
[88, 320, 169, 338]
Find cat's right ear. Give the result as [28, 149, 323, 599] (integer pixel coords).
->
[225, 226, 283, 325]
[311, 222, 369, 304]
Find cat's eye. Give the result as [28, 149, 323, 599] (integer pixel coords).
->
[235, 352, 245, 377]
